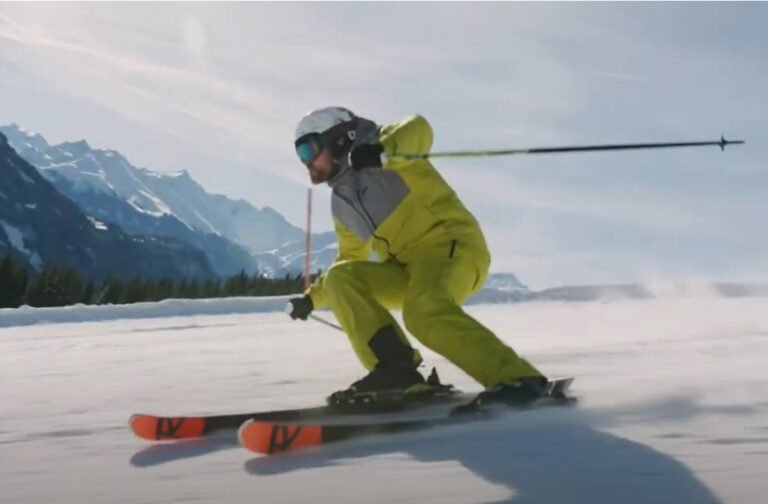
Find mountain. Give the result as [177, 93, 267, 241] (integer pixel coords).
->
[0, 132, 215, 281]
[0, 124, 306, 275]
[252, 231, 339, 277]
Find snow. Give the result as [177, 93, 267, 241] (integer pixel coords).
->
[137, 189, 173, 215]
[86, 215, 109, 231]
[18, 168, 36, 185]
[0, 295, 292, 328]
[1, 295, 767, 503]
[127, 194, 165, 217]
[40, 162, 116, 195]
[28, 252, 43, 270]
[0, 218, 42, 269]
[193, 209, 222, 235]
[1, 219, 27, 251]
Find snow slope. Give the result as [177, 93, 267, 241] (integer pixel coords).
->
[2, 296, 767, 503]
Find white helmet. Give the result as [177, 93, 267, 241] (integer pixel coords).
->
[294, 106, 358, 165]
[294, 106, 356, 141]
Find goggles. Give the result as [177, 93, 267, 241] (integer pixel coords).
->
[295, 134, 324, 165]
[295, 120, 358, 165]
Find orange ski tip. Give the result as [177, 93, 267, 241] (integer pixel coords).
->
[239, 420, 323, 454]
[129, 414, 157, 441]
[130, 414, 206, 440]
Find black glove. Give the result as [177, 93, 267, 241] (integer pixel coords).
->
[287, 295, 314, 321]
[349, 143, 384, 170]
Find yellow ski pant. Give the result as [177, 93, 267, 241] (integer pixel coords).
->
[321, 242, 544, 388]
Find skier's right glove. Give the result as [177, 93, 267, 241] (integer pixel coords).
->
[349, 143, 384, 170]
[287, 295, 314, 321]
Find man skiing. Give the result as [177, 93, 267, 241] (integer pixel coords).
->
[287, 106, 547, 405]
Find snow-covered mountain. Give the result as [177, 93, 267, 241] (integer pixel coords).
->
[0, 124, 308, 275]
[0, 132, 215, 280]
[252, 231, 339, 277]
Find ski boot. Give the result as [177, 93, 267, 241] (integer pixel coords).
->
[327, 361, 427, 410]
[327, 325, 457, 412]
[452, 376, 549, 415]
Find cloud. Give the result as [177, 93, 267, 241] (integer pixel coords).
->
[0, 3, 765, 285]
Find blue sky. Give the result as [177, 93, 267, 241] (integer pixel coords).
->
[0, 3, 765, 288]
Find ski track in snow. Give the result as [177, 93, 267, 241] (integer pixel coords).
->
[1, 297, 767, 503]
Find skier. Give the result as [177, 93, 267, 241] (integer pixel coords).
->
[287, 106, 547, 405]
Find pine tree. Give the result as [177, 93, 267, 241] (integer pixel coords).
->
[202, 279, 221, 298]
[154, 277, 175, 301]
[123, 276, 146, 304]
[224, 270, 249, 296]
[81, 280, 95, 305]
[176, 279, 190, 298]
[97, 277, 124, 305]
[58, 265, 83, 306]
[187, 279, 201, 299]
[25, 264, 83, 307]
[0, 254, 28, 308]
[25, 265, 52, 307]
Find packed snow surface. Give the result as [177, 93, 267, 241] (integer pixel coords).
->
[2, 295, 767, 503]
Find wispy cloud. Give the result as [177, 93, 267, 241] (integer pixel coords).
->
[0, 3, 765, 286]
[596, 71, 650, 83]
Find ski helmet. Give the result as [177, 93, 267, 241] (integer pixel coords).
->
[294, 106, 358, 165]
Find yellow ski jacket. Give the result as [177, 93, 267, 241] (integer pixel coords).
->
[307, 114, 489, 309]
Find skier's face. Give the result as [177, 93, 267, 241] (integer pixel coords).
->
[306, 147, 333, 185]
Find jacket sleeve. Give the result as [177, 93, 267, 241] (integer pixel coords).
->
[305, 217, 370, 309]
[378, 115, 434, 163]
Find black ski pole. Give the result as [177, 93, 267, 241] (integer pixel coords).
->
[391, 135, 744, 161]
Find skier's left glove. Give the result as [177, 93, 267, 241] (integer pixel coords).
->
[349, 143, 384, 170]
[286, 295, 314, 321]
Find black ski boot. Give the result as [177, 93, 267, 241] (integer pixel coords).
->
[328, 325, 429, 409]
[327, 362, 428, 408]
[480, 376, 548, 404]
[452, 376, 549, 415]
[352, 361, 427, 394]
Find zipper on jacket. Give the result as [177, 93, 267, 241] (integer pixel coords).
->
[336, 191, 403, 265]
[356, 188, 378, 230]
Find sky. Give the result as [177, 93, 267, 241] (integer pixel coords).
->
[0, 2, 765, 288]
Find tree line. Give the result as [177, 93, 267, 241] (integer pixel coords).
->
[0, 253, 310, 309]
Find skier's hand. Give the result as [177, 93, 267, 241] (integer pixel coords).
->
[349, 143, 384, 170]
[287, 295, 314, 321]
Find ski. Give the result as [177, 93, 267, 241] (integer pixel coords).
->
[238, 378, 575, 455]
[130, 407, 323, 442]
[130, 372, 465, 441]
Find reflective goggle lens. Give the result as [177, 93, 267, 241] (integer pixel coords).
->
[295, 137, 322, 164]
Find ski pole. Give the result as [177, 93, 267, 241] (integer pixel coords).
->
[309, 313, 343, 331]
[391, 135, 744, 161]
[283, 302, 344, 331]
